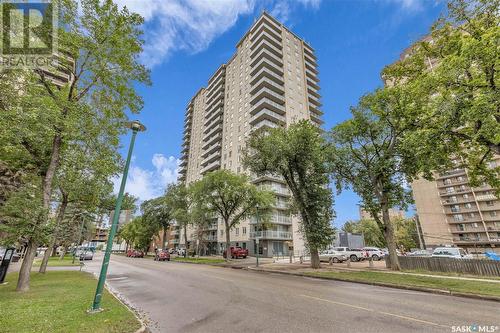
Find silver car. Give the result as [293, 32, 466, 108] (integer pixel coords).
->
[319, 250, 347, 263]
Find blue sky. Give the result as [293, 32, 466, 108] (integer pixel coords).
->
[113, 0, 446, 228]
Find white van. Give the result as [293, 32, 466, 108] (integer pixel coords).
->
[432, 247, 472, 259]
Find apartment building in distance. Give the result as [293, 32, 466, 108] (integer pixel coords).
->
[359, 208, 406, 221]
[412, 156, 500, 254]
[178, 12, 322, 257]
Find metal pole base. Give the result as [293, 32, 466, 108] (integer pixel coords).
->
[87, 308, 104, 314]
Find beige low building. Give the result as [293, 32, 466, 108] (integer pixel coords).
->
[178, 12, 322, 257]
[359, 208, 406, 221]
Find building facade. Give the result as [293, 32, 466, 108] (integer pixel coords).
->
[412, 156, 500, 254]
[359, 208, 406, 221]
[178, 12, 322, 257]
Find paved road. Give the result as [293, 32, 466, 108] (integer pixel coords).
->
[84, 254, 499, 333]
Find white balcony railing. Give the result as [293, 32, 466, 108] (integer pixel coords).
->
[250, 230, 292, 240]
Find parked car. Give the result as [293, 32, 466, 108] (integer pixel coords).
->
[407, 249, 432, 257]
[154, 250, 170, 261]
[223, 247, 248, 259]
[332, 247, 367, 262]
[0, 248, 20, 262]
[432, 247, 472, 259]
[126, 249, 144, 258]
[362, 247, 386, 261]
[319, 249, 347, 263]
[79, 250, 94, 260]
[176, 248, 186, 256]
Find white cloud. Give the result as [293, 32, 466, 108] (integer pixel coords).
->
[113, 0, 322, 68]
[113, 153, 179, 201]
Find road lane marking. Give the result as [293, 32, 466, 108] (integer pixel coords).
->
[299, 294, 449, 329]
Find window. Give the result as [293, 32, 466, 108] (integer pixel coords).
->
[446, 187, 454, 193]
[463, 194, 469, 199]
[220, 229, 224, 236]
[451, 205, 460, 212]
[490, 211, 498, 217]
[453, 214, 464, 222]
[449, 196, 457, 203]
[242, 227, 246, 235]
[486, 201, 494, 206]
[472, 223, 479, 228]
[235, 228, 239, 236]
[457, 176, 464, 182]
[457, 224, 465, 231]
[444, 179, 452, 185]
[465, 203, 472, 209]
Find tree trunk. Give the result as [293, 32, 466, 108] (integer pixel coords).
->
[59, 246, 66, 260]
[162, 228, 167, 250]
[225, 221, 231, 262]
[51, 244, 58, 257]
[16, 134, 62, 291]
[382, 205, 400, 271]
[310, 248, 320, 269]
[16, 239, 37, 292]
[183, 225, 188, 258]
[39, 195, 68, 273]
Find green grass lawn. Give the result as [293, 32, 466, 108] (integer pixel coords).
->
[33, 256, 81, 267]
[0, 271, 141, 333]
[304, 270, 500, 297]
[402, 269, 500, 281]
[171, 257, 225, 264]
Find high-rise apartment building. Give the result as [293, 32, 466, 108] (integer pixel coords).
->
[359, 208, 406, 221]
[178, 12, 322, 257]
[412, 157, 500, 254]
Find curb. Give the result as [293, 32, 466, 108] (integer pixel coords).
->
[86, 270, 151, 333]
[245, 267, 500, 303]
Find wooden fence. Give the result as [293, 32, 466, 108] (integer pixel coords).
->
[387, 256, 500, 277]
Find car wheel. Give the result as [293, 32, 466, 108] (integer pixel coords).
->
[372, 254, 379, 261]
[332, 257, 340, 263]
[350, 255, 358, 262]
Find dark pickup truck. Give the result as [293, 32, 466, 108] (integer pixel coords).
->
[223, 247, 248, 259]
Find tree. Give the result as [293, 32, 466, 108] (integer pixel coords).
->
[141, 197, 172, 250]
[164, 183, 194, 257]
[1, 0, 150, 291]
[382, 0, 500, 193]
[328, 89, 420, 270]
[191, 170, 274, 261]
[244, 121, 335, 268]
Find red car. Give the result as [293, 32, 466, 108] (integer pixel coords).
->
[154, 250, 170, 261]
[223, 246, 248, 259]
[126, 249, 144, 258]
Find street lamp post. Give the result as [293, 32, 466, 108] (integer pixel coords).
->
[90, 120, 145, 312]
[255, 205, 260, 267]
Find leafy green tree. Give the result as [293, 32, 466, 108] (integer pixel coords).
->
[141, 197, 172, 250]
[382, 0, 500, 193]
[191, 170, 274, 261]
[164, 183, 194, 257]
[245, 121, 335, 268]
[328, 89, 421, 270]
[1, 0, 150, 291]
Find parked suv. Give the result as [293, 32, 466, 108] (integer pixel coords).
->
[223, 247, 248, 259]
[362, 247, 386, 261]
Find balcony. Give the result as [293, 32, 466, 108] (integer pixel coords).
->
[203, 126, 223, 144]
[251, 97, 286, 116]
[206, 88, 224, 105]
[201, 142, 221, 159]
[250, 14, 282, 36]
[307, 78, 320, 91]
[250, 109, 286, 126]
[251, 76, 285, 96]
[303, 43, 315, 59]
[202, 132, 222, 150]
[250, 46, 283, 67]
[251, 87, 285, 106]
[201, 150, 221, 167]
[250, 57, 284, 77]
[204, 108, 224, 128]
[258, 184, 290, 196]
[205, 95, 224, 114]
[437, 169, 466, 179]
[307, 86, 320, 99]
[179, 159, 188, 167]
[310, 112, 324, 125]
[207, 66, 225, 92]
[251, 31, 282, 52]
[305, 68, 319, 82]
[476, 194, 497, 201]
[250, 214, 292, 225]
[309, 103, 323, 116]
[304, 52, 317, 67]
[201, 159, 221, 174]
[204, 234, 218, 241]
[250, 66, 285, 87]
[250, 19, 282, 43]
[249, 230, 292, 240]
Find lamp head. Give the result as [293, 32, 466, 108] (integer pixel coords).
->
[127, 120, 146, 132]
